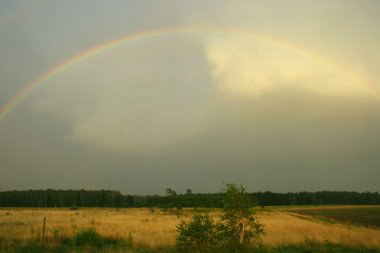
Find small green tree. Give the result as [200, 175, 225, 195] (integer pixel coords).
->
[176, 184, 264, 253]
[176, 209, 218, 253]
[166, 188, 177, 196]
[219, 184, 264, 252]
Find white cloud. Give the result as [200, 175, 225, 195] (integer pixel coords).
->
[205, 35, 372, 98]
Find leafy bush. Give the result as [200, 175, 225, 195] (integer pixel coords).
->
[176, 209, 218, 252]
[73, 228, 105, 248]
[176, 184, 264, 253]
[72, 227, 125, 250]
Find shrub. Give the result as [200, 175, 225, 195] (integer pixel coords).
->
[176, 209, 218, 253]
[73, 227, 125, 249]
[176, 184, 264, 253]
[73, 228, 104, 248]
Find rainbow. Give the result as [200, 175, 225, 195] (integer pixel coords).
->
[1, 25, 379, 122]
[0, 0, 47, 29]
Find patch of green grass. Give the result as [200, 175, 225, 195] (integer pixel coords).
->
[73, 227, 105, 248]
[0, 228, 127, 253]
[1, 243, 379, 253]
[73, 227, 126, 249]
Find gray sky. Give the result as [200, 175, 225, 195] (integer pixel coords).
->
[0, 0, 379, 194]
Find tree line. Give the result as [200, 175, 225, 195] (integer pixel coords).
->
[0, 189, 379, 207]
[0, 189, 123, 207]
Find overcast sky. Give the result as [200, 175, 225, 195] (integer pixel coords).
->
[0, 0, 379, 194]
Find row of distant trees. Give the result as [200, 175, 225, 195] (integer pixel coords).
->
[0, 189, 379, 207]
[133, 190, 380, 208]
[0, 190, 124, 207]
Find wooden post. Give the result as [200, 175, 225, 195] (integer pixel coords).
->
[41, 217, 46, 249]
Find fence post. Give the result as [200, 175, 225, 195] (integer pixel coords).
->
[41, 217, 46, 249]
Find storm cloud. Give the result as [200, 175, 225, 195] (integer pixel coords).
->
[0, 0, 379, 194]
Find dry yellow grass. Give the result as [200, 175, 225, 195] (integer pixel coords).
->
[0, 208, 379, 248]
[260, 211, 380, 247]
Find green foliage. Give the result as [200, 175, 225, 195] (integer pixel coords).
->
[300, 238, 380, 253]
[73, 227, 104, 248]
[219, 184, 264, 252]
[2, 235, 380, 253]
[176, 209, 218, 253]
[2, 189, 380, 208]
[72, 227, 123, 249]
[176, 183, 264, 253]
[166, 188, 177, 196]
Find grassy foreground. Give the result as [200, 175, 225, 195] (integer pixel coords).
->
[0, 207, 379, 252]
[3, 239, 379, 253]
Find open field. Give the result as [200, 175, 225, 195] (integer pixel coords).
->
[0, 207, 379, 252]
[283, 206, 380, 228]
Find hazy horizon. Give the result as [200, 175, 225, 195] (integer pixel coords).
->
[1, 0, 380, 195]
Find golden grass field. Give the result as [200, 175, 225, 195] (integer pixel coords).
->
[0, 207, 379, 248]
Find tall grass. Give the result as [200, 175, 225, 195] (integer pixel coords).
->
[0, 207, 379, 251]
